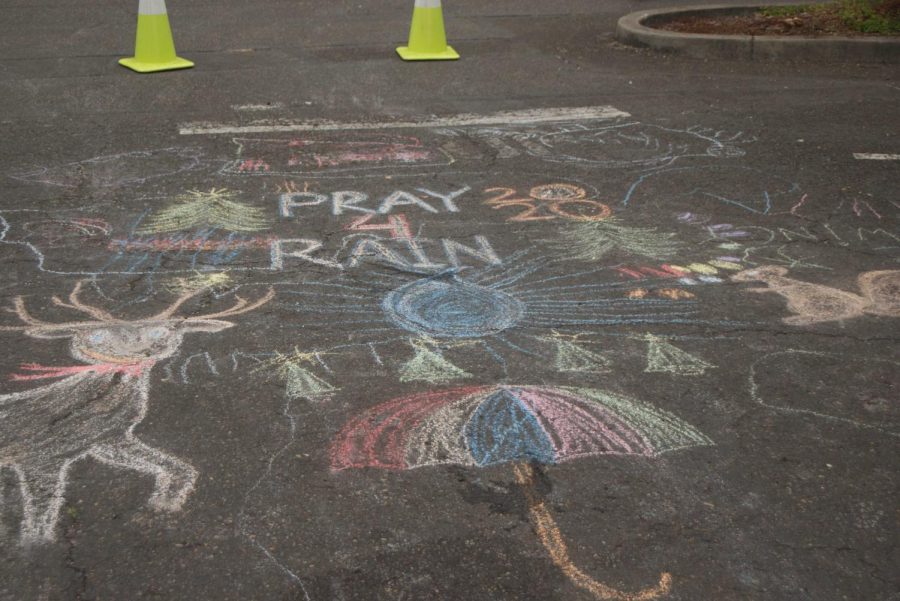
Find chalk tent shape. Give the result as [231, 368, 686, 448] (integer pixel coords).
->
[284, 363, 337, 400]
[552, 339, 611, 373]
[399, 341, 472, 384]
[643, 334, 714, 376]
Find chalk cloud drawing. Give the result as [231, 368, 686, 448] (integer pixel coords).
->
[732, 266, 900, 325]
[551, 218, 683, 261]
[748, 350, 899, 437]
[0, 282, 274, 544]
[438, 122, 751, 169]
[137, 188, 272, 234]
[399, 338, 473, 384]
[221, 135, 453, 177]
[10, 148, 204, 189]
[332, 385, 714, 600]
[643, 334, 714, 376]
[529, 123, 748, 168]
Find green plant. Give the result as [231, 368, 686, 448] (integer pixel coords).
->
[761, 0, 899, 33]
[761, 4, 813, 17]
[839, 0, 900, 32]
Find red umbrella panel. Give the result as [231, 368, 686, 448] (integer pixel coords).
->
[331, 385, 714, 600]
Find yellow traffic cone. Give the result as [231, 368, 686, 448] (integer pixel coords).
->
[120, 0, 194, 73]
[397, 0, 459, 61]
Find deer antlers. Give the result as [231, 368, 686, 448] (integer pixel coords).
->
[150, 285, 276, 322]
[51, 281, 119, 322]
[0, 280, 275, 332]
[0, 297, 62, 331]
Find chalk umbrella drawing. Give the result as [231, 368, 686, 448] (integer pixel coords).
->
[0, 281, 274, 544]
[332, 384, 714, 600]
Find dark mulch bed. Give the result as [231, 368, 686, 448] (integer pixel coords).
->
[658, 5, 899, 36]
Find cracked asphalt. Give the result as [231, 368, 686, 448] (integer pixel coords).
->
[0, 1, 898, 600]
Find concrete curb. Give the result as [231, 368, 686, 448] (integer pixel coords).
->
[616, 4, 900, 62]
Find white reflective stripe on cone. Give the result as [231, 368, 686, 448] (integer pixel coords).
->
[414, 0, 442, 7]
[138, 0, 168, 15]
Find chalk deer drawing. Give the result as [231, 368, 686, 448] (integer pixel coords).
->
[0, 281, 274, 544]
[732, 266, 900, 326]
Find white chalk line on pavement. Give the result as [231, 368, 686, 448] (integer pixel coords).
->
[178, 106, 630, 135]
[853, 153, 900, 160]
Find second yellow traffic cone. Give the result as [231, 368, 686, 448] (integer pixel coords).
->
[120, 0, 194, 73]
[397, 0, 459, 61]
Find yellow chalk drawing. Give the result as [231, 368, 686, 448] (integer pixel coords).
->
[644, 334, 714, 376]
[284, 364, 337, 400]
[627, 289, 649, 299]
[732, 266, 900, 326]
[547, 333, 611, 373]
[685, 263, 718, 275]
[136, 188, 272, 234]
[254, 348, 337, 400]
[552, 218, 682, 261]
[656, 288, 695, 300]
[706, 260, 742, 271]
[399, 338, 472, 384]
[164, 272, 233, 295]
[514, 463, 673, 601]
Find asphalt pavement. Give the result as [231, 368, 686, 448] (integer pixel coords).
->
[0, 1, 898, 600]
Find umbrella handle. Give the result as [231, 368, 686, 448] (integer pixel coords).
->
[513, 462, 672, 601]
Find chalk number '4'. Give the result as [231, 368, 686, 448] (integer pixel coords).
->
[483, 184, 612, 222]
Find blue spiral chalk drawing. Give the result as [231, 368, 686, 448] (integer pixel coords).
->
[383, 274, 525, 338]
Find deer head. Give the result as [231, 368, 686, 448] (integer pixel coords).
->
[0, 281, 275, 364]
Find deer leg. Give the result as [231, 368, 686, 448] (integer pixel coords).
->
[89, 439, 198, 512]
[13, 461, 74, 545]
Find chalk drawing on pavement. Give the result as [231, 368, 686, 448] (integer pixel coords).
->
[748, 350, 899, 438]
[399, 337, 473, 384]
[332, 384, 714, 599]
[276, 248, 746, 382]
[137, 188, 272, 234]
[643, 334, 715, 376]
[732, 266, 900, 325]
[253, 348, 338, 401]
[0, 282, 274, 544]
[221, 135, 454, 177]
[543, 332, 612, 373]
[437, 122, 752, 169]
[483, 183, 612, 223]
[550, 218, 683, 261]
[622, 166, 802, 215]
[11, 148, 205, 189]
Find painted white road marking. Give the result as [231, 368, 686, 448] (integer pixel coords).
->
[179, 106, 630, 135]
[853, 153, 900, 160]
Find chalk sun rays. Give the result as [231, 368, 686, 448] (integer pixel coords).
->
[271, 249, 725, 379]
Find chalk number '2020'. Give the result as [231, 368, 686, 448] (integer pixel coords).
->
[483, 184, 612, 222]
